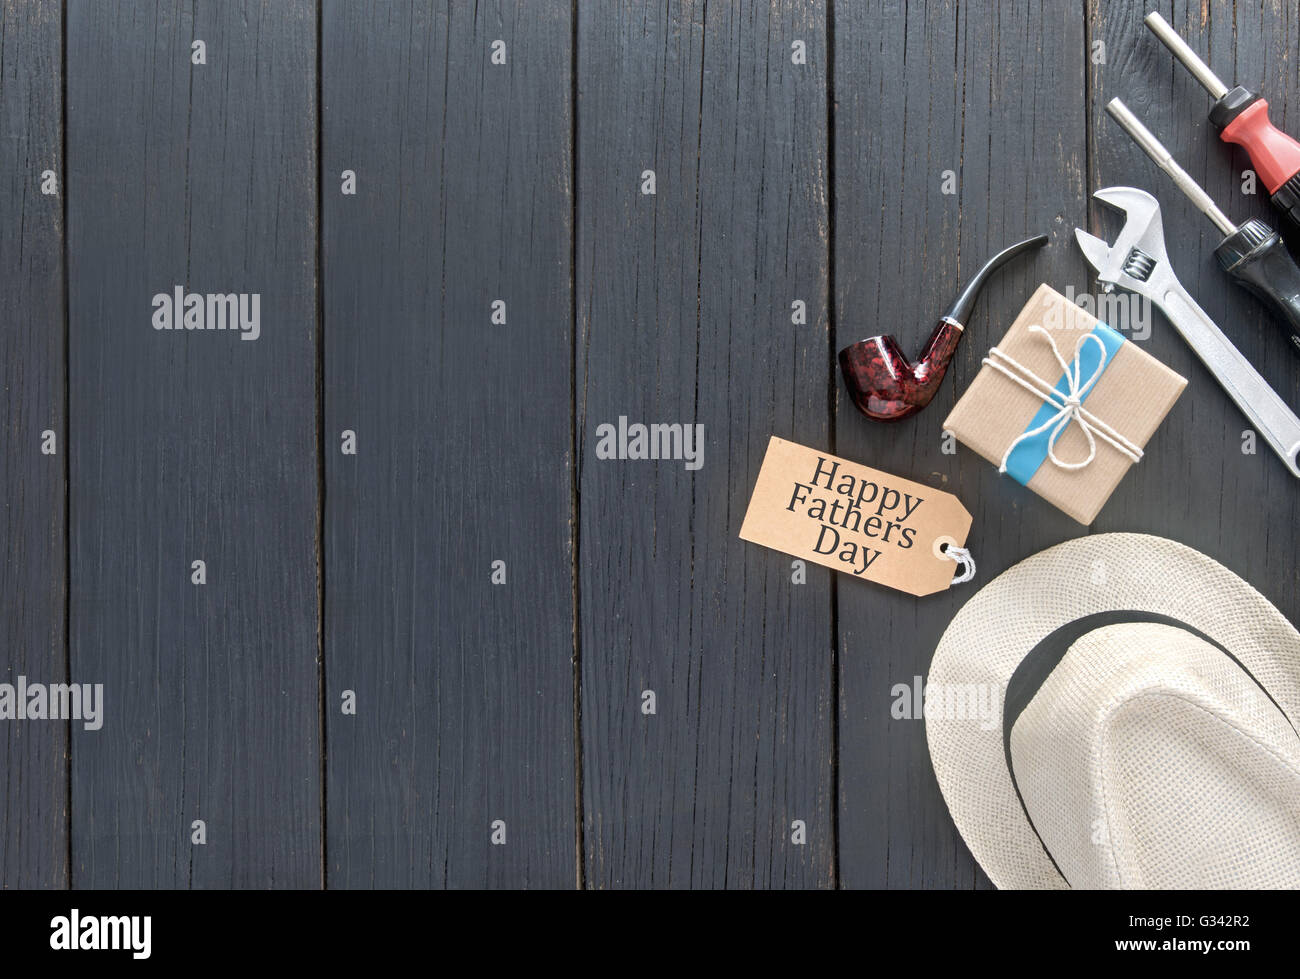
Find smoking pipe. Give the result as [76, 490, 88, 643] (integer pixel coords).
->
[838, 234, 1049, 421]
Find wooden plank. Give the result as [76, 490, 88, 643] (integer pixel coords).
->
[321, 0, 577, 887]
[1087, 4, 1300, 652]
[833, 0, 1088, 887]
[66, 0, 320, 887]
[0, 0, 66, 890]
[577, 0, 834, 888]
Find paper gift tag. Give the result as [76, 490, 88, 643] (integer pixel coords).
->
[739, 436, 973, 596]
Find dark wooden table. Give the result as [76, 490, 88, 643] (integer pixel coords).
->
[3, 0, 1298, 888]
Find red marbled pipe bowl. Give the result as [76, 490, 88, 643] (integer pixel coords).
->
[838, 319, 964, 422]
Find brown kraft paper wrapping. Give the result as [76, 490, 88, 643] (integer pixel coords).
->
[943, 284, 1187, 525]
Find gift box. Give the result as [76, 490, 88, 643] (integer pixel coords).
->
[944, 284, 1187, 525]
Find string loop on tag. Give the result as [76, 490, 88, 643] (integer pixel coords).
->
[943, 544, 976, 585]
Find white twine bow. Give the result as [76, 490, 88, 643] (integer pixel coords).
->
[982, 325, 1143, 473]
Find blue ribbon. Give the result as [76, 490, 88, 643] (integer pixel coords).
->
[1002, 324, 1126, 485]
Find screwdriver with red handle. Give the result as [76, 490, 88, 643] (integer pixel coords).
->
[1146, 12, 1300, 231]
[1109, 98, 1300, 355]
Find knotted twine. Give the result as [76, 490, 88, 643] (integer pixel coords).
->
[982, 325, 1144, 474]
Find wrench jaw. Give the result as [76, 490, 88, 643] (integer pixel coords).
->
[1075, 228, 1158, 295]
[1074, 187, 1169, 295]
[1074, 229, 1127, 289]
[1092, 186, 1162, 229]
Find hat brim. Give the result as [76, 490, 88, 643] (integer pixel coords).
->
[926, 533, 1300, 889]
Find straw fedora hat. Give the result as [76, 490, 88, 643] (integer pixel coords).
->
[926, 533, 1300, 889]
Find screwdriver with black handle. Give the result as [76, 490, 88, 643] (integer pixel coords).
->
[1146, 12, 1300, 232]
[1109, 98, 1300, 355]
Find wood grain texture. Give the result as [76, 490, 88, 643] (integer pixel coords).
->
[321, 0, 577, 888]
[0, 0, 1295, 891]
[1087, 3, 1300, 625]
[577, 0, 834, 888]
[833, 0, 1088, 888]
[66, 0, 320, 887]
[0, 0, 66, 889]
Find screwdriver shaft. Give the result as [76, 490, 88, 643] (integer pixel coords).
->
[1107, 98, 1238, 237]
[1145, 12, 1229, 101]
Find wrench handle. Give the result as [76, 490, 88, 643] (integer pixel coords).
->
[1159, 283, 1300, 477]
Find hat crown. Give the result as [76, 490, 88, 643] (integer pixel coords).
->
[1011, 622, 1300, 889]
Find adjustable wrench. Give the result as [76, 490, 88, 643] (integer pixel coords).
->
[1075, 186, 1300, 478]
